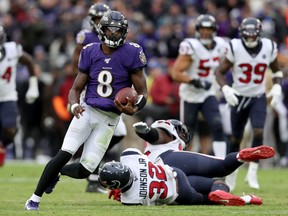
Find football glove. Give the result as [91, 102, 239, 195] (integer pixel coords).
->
[108, 189, 121, 202]
[222, 85, 240, 106]
[133, 122, 151, 134]
[25, 76, 39, 104]
[267, 84, 282, 109]
[189, 79, 212, 90]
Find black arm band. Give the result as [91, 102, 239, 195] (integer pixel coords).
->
[135, 95, 147, 111]
[136, 128, 159, 143]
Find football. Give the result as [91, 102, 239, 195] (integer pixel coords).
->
[115, 87, 138, 105]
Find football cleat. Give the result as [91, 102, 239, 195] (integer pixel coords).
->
[208, 190, 245, 206]
[249, 195, 263, 205]
[24, 200, 39, 210]
[45, 174, 60, 194]
[238, 146, 275, 162]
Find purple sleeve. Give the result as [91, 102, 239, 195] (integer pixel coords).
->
[78, 44, 93, 73]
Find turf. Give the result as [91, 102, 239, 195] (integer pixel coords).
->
[0, 161, 287, 216]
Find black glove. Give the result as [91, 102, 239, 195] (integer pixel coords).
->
[189, 79, 212, 90]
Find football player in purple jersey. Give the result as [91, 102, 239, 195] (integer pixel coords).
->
[215, 17, 283, 191]
[72, 2, 127, 193]
[25, 10, 148, 211]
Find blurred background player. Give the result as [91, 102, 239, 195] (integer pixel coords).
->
[215, 17, 283, 190]
[0, 25, 39, 166]
[171, 14, 227, 159]
[72, 2, 127, 192]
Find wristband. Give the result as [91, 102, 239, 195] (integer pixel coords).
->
[271, 71, 283, 78]
[71, 103, 79, 113]
[135, 95, 147, 110]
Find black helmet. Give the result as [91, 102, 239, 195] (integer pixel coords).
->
[88, 3, 110, 32]
[239, 17, 262, 48]
[98, 10, 128, 48]
[195, 14, 217, 45]
[99, 161, 133, 190]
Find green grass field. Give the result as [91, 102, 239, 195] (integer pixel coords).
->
[1, 161, 288, 216]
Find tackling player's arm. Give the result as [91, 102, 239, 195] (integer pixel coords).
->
[133, 122, 173, 145]
[68, 72, 88, 118]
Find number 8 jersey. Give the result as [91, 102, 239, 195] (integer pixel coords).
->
[226, 38, 277, 97]
[120, 148, 178, 206]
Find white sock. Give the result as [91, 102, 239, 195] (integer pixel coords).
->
[248, 161, 259, 174]
[236, 153, 244, 162]
[30, 194, 41, 203]
[212, 141, 227, 159]
[240, 195, 251, 204]
[88, 174, 99, 181]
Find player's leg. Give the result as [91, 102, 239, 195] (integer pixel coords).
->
[225, 97, 249, 191]
[202, 96, 226, 158]
[245, 95, 266, 189]
[173, 167, 211, 205]
[161, 151, 242, 177]
[0, 101, 18, 166]
[25, 106, 94, 210]
[86, 115, 126, 193]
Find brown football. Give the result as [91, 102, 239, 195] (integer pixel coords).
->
[115, 87, 138, 105]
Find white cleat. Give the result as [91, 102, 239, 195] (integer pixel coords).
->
[225, 169, 238, 192]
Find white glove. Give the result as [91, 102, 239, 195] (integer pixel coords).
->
[25, 76, 39, 104]
[222, 85, 240, 106]
[133, 122, 150, 134]
[267, 84, 282, 109]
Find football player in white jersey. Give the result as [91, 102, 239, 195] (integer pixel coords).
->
[215, 17, 283, 191]
[99, 148, 265, 206]
[172, 14, 227, 159]
[132, 119, 273, 205]
[72, 3, 128, 193]
[0, 26, 39, 166]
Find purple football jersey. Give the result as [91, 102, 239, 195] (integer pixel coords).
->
[78, 42, 147, 114]
[76, 29, 100, 45]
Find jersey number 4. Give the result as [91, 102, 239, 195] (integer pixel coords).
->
[148, 162, 168, 199]
[1, 67, 12, 82]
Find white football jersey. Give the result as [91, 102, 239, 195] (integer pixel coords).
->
[144, 120, 185, 162]
[120, 148, 178, 205]
[178, 37, 227, 103]
[0, 42, 23, 102]
[226, 38, 277, 97]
